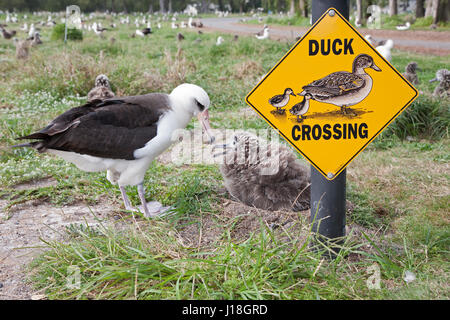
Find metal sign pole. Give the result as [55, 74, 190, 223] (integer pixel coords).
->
[310, 0, 350, 258]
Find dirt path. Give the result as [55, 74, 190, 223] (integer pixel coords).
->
[201, 17, 450, 56]
[0, 192, 117, 300]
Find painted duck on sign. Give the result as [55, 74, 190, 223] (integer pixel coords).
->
[289, 93, 312, 123]
[268, 88, 296, 114]
[298, 54, 381, 115]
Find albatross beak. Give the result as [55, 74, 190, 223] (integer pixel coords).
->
[429, 78, 438, 83]
[197, 110, 215, 144]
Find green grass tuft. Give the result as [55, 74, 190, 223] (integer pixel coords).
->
[51, 24, 83, 41]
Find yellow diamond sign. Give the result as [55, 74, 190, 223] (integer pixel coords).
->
[245, 8, 418, 180]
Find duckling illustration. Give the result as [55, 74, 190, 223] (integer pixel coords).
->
[299, 54, 381, 115]
[289, 93, 312, 122]
[269, 88, 296, 114]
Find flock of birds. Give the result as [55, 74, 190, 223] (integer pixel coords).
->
[0, 9, 276, 62]
[2, 9, 449, 216]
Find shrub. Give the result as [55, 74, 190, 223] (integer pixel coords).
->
[384, 95, 449, 140]
[381, 14, 405, 28]
[413, 16, 433, 27]
[51, 24, 83, 41]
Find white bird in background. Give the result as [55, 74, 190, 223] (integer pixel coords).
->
[46, 15, 54, 26]
[157, 22, 162, 29]
[188, 17, 193, 28]
[255, 26, 269, 40]
[28, 23, 35, 38]
[171, 22, 178, 29]
[376, 39, 394, 62]
[135, 29, 145, 37]
[20, 23, 28, 31]
[180, 21, 187, 28]
[364, 34, 374, 46]
[216, 36, 224, 46]
[396, 21, 411, 31]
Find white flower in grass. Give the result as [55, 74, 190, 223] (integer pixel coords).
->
[403, 270, 416, 283]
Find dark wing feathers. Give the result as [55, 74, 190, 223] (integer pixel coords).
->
[19, 101, 104, 139]
[302, 71, 365, 99]
[18, 93, 171, 160]
[269, 94, 283, 104]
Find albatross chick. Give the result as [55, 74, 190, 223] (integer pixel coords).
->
[215, 132, 310, 211]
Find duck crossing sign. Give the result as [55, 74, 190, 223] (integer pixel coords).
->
[245, 8, 418, 180]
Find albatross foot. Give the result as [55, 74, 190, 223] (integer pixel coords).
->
[139, 201, 174, 218]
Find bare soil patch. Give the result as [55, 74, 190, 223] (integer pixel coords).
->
[0, 197, 117, 300]
[177, 198, 310, 248]
[13, 177, 58, 191]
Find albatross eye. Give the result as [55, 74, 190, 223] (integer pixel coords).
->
[195, 99, 205, 112]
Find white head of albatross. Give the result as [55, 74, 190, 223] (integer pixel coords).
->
[14, 83, 215, 218]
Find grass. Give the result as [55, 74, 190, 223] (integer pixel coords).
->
[51, 24, 83, 41]
[0, 13, 449, 300]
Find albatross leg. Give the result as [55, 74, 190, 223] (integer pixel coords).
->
[137, 183, 172, 217]
[119, 186, 135, 211]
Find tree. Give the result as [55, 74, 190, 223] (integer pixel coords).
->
[416, 0, 425, 17]
[389, 0, 398, 16]
[289, 0, 295, 15]
[356, 0, 363, 25]
[298, 0, 308, 17]
[428, 0, 449, 24]
[425, 0, 433, 16]
[159, 0, 165, 12]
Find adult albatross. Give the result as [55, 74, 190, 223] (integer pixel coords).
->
[14, 83, 215, 217]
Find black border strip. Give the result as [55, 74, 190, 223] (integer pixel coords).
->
[245, 8, 419, 180]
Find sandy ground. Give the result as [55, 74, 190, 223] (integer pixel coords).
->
[0, 187, 118, 300]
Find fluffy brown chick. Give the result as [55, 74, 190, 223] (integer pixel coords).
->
[430, 69, 450, 98]
[216, 132, 310, 211]
[13, 38, 30, 60]
[87, 74, 115, 102]
[402, 62, 419, 85]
